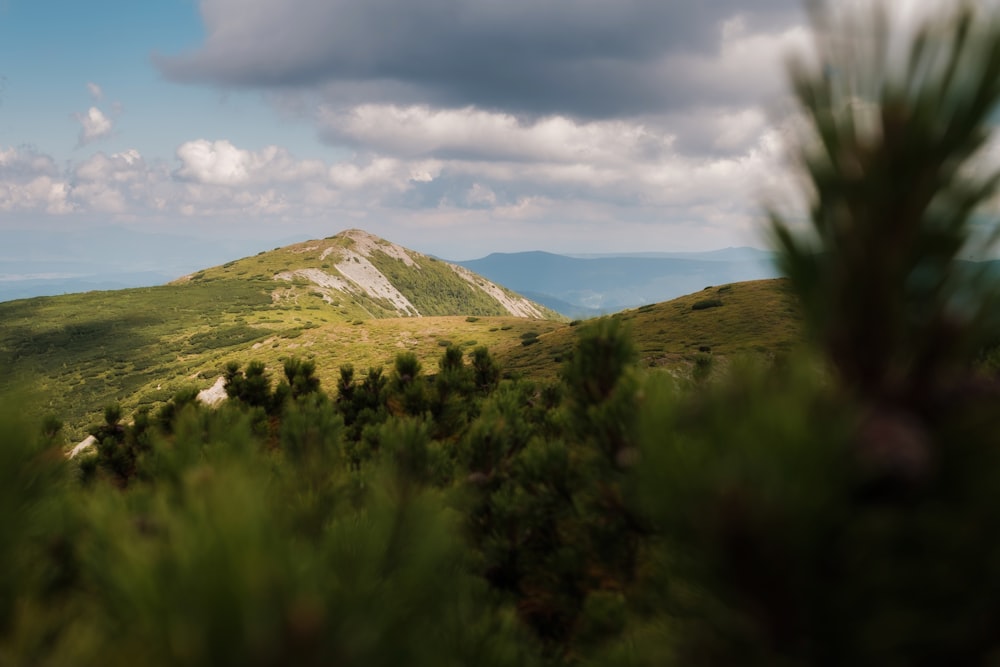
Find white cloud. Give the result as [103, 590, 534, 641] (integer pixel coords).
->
[75, 107, 113, 145]
[0, 146, 58, 177]
[319, 104, 674, 165]
[175, 139, 325, 185]
[87, 82, 103, 101]
[0, 147, 73, 214]
[71, 149, 151, 213]
[76, 149, 144, 182]
[175, 139, 250, 185]
[327, 157, 441, 192]
[0, 176, 73, 214]
[0, 121, 790, 253]
[311, 100, 789, 218]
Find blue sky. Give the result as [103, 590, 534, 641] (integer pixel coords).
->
[0, 0, 989, 275]
[0, 1, 339, 163]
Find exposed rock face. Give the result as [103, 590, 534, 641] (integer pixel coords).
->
[333, 248, 420, 315]
[69, 435, 97, 459]
[447, 264, 546, 318]
[197, 376, 228, 407]
[273, 228, 551, 319]
[337, 229, 418, 267]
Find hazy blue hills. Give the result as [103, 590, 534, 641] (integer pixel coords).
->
[566, 247, 774, 261]
[0, 226, 306, 302]
[455, 249, 779, 315]
[0, 271, 177, 302]
[516, 290, 603, 320]
[2, 228, 780, 309]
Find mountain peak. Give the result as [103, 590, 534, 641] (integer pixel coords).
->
[332, 228, 419, 268]
[182, 229, 559, 321]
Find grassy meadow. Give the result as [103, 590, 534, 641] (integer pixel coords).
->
[500, 278, 803, 380]
[0, 268, 799, 441]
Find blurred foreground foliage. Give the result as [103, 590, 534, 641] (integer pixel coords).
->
[6, 2, 1000, 665]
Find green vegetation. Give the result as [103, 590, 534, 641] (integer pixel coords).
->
[499, 278, 802, 380]
[0, 232, 563, 439]
[0, 253, 796, 439]
[192, 231, 562, 320]
[365, 248, 524, 317]
[690, 298, 723, 311]
[5, 4, 1000, 664]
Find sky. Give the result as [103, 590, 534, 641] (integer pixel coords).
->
[0, 0, 991, 266]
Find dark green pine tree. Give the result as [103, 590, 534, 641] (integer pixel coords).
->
[430, 345, 475, 441]
[614, 4, 1000, 665]
[389, 351, 429, 418]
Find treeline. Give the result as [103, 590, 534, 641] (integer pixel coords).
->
[5, 299, 1000, 665]
[69, 327, 651, 663]
[0, 322, 631, 665]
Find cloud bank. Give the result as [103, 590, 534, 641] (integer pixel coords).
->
[156, 0, 802, 118]
[9, 0, 986, 256]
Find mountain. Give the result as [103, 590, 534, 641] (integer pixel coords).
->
[176, 229, 558, 320]
[455, 250, 779, 315]
[517, 290, 603, 320]
[0, 229, 561, 438]
[497, 278, 802, 380]
[0, 226, 778, 307]
[566, 247, 774, 261]
[0, 229, 806, 442]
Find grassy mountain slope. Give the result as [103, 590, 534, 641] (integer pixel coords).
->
[0, 229, 562, 438]
[184, 229, 560, 319]
[456, 250, 779, 314]
[0, 228, 799, 441]
[497, 278, 803, 379]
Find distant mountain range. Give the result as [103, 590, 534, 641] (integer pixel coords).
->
[0, 226, 302, 303]
[456, 248, 778, 316]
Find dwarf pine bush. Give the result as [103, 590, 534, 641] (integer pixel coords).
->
[6, 3, 1000, 665]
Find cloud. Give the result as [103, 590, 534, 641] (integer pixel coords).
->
[0, 146, 73, 214]
[317, 104, 674, 164]
[175, 139, 251, 185]
[0, 121, 789, 244]
[75, 107, 113, 146]
[87, 82, 103, 101]
[141, 0, 820, 253]
[156, 0, 801, 118]
[72, 149, 150, 213]
[174, 139, 325, 185]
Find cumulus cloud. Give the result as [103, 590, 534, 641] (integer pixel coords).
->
[318, 105, 674, 164]
[0, 146, 73, 214]
[175, 139, 325, 185]
[87, 82, 103, 100]
[72, 149, 151, 213]
[175, 139, 251, 185]
[0, 120, 787, 230]
[75, 107, 113, 146]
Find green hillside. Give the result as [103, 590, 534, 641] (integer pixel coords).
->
[497, 278, 803, 379]
[0, 229, 563, 439]
[183, 228, 561, 320]
[0, 252, 801, 441]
